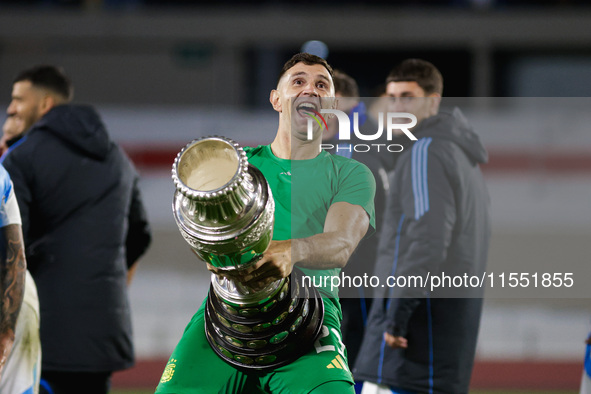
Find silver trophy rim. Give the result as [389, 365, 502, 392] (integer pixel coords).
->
[171, 135, 248, 200]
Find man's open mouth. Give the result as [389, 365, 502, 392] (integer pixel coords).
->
[295, 101, 319, 116]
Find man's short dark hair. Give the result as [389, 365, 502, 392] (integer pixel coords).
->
[277, 53, 333, 85]
[333, 70, 359, 98]
[386, 59, 443, 96]
[14, 65, 73, 101]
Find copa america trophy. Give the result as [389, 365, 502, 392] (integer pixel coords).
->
[172, 136, 324, 370]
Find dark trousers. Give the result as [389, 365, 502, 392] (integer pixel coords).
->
[340, 297, 373, 367]
[39, 371, 112, 394]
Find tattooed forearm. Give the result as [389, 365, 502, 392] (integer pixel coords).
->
[0, 224, 26, 339]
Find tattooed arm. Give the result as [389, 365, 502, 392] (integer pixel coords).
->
[0, 223, 26, 379]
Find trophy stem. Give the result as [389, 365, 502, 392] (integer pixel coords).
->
[211, 274, 285, 307]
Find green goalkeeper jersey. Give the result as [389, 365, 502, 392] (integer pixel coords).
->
[244, 145, 376, 301]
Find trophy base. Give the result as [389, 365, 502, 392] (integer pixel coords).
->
[204, 268, 324, 371]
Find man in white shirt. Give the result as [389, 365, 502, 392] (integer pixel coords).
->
[0, 163, 41, 394]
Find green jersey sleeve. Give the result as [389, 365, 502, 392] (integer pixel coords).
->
[331, 157, 376, 232]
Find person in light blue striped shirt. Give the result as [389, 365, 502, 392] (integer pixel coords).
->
[0, 164, 40, 394]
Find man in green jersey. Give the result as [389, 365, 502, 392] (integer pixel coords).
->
[156, 53, 375, 394]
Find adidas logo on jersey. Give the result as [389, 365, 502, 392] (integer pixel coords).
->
[326, 354, 349, 371]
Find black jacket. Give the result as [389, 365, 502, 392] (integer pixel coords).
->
[3, 104, 151, 372]
[354, 108, 491, 394]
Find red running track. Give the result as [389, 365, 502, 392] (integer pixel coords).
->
[112, 358, 585, 390]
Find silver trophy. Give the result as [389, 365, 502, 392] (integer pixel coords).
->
[172, 136, 323, 370]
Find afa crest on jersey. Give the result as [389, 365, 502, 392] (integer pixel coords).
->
[160, 358, 177, 384]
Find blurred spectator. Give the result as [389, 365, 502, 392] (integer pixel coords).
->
[2, 65, 151, 394]
[0, 165, 41, 394]
[581, 331, 591, 393]
[354, 59, 491, 394]
[322, 70, 391, 393]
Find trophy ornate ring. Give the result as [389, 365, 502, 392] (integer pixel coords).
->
[172, 136, 324, 370]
